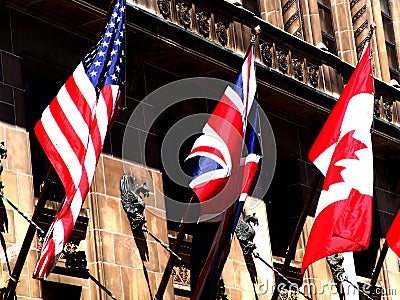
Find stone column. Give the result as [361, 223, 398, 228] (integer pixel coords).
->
[389, 0, 400, 72]
[259, 0, 285, 29]
[281, 0, 305, 39]
[371, 0, 391, 82]
[350, 0, 370, 58]
[331, 0, 357, 65]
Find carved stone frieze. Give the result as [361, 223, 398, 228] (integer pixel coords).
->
[157, 0, 171, 19]
[354, 19, 368, 40]
[308, 64, 319, 87]
[383, 99, 393, 122]
[292, 58, 303, 81]
[352, 5, 366, 23]
[215, 21, 228, 45]
[260, 41, 273, 67]
[196, 11, 210, 36]
[176, 1, 191, 27]
[374, 97, 381, 118]
[276, 50, 288, 74]
[172, 265, 191, 286]
[277, 288, 298, 300]
[284, 10, 300, 32]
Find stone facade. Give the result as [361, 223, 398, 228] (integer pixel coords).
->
[0, 0, 399, 299]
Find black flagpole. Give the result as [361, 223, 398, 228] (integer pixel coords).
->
[3, 167, 55, 300]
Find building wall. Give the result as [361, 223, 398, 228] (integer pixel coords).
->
[0, 0, 400, 299]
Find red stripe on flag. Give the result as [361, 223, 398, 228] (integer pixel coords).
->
[65, 76, 93, 125]
[34, 120, 76, 197]
[190, 146, 227, 164]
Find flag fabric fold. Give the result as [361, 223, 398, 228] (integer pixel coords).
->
[189, 45, 261, 299]
[33, 0, 125, 278]
[301, 44, 374, 273]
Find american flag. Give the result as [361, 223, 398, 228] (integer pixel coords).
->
[33, 0, 125, 278]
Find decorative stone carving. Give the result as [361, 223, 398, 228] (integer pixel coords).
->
[215, 21, 228, 45]
[327, 253, 346, 282]
[196, 11, 210, 36]
[216, 279, 228, 300]
[235, 213, 258, 255]
[276, 50, 288, 74]
[308, 64, 319, 87]
[374, 97, 381, 118]
[157, 0, 171, 19]
[383, 99, 393, 122]
[65, 250, 87, 272]
[176, 1, 191, 27]
[352, 5, 366, 24]
[120, 174, 149, 231]
[292, 58, 303, 81]
[172, 265, 191, 286]
[260, 42, 273, 67]
[277, 288, 298, 300]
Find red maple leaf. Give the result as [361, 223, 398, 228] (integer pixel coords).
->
[322, 130, 367, 191]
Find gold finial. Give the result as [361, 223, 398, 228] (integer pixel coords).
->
[252, 25, 261, 35]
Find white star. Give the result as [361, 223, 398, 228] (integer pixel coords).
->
[94, 60, 101, 67]
[115, 39, 121, 46]
[102, 41, 109, 47]
[90, 70, 97, 77]
[120, 6, 125, 12]
[111, 74, 117, 81]
[109, 22, 115, 28]
[107, 61, 112, 66]
[105, 31, 113, 38]
[112, 12, 118, 18]
[116, 2, 120, 8]
[120, 31, 124, 37]
[111, 49, 117, 56]
[116, 66, 121, 72]
[117, 16, 121, 22]
[98, 51, 105, 57]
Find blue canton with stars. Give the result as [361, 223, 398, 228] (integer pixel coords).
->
[83, 0, 125, 92]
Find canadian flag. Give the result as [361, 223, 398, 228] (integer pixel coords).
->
[301, 44, 374, 273]
[386, 209, 400, 257]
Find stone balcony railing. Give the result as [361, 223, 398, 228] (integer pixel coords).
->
[127, 0, 400, 129]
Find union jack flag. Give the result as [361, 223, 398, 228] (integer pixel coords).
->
[186, 47, 257, 213]
[33, 0, 125, 278]
[189, 46, 261, 299]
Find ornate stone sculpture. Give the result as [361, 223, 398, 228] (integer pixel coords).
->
[308, 64, 319, 87]
[326, 253, 346, 282]
[157, 0, 171, 19]
[196, 11, 210, 36]
[215, 22, 228, 45]
[292, 58, 303, 81]
[120, 174, 149, 231]
[235, 212, 259, 255]
[260, 42, 273, 67]
[176, 1, 191, 27]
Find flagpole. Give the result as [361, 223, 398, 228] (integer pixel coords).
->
[154, 195, 195, 300]
[271, 173, 323, 300]
[3, 166, 55, 300]
[370, 191, 400, 288]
